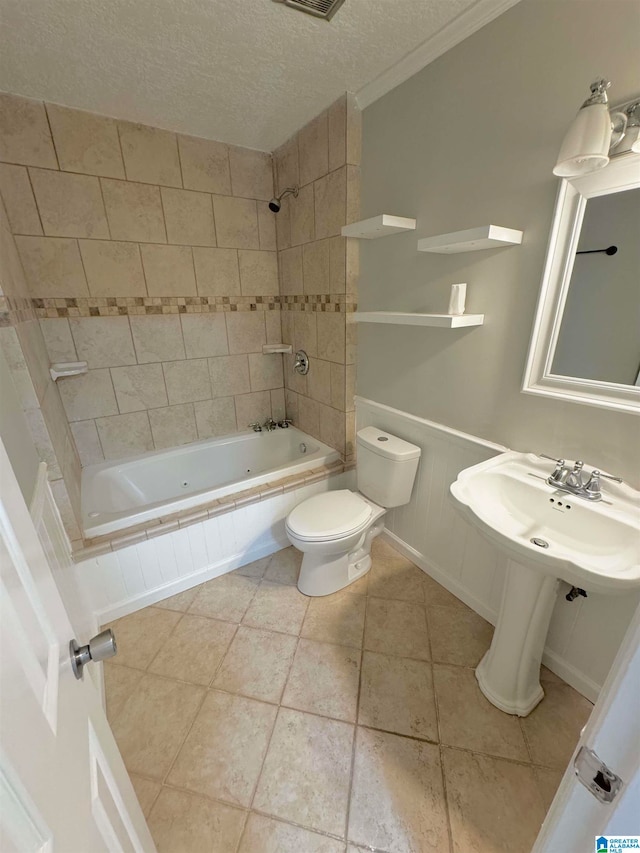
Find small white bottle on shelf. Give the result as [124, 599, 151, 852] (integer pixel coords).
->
[448, 283, 467, 315]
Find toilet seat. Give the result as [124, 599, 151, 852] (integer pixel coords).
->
[285, 489, 373, 542]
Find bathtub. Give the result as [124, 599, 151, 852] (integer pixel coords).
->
[81, 427, 340, 538]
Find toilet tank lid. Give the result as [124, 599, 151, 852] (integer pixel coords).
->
[356, 427, 421, 461]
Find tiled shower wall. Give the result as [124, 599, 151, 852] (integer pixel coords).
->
[0, 196, 83, 538]
[274, 94, 360, 461]
[0, 89, 360, 543]
[0, 91, 284, 465]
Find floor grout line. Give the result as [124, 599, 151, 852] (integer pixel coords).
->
[245, 648, 299, 810]
[207, 625, 240, 689]
[108, 540, 586, 851]
[438, 745, 455, 853]
[245, 805, 350, 844]
[111, 665, 569, 774]
[344, 599, 366, 845]
[519, 713, 535, 764]
[143, 609, 187, 673]
[242, 571, 308, 825]
[143, 769, 355, 846]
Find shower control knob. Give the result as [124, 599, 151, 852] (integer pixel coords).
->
[294, 350, 309, 375]
[70, 629, 117, 679]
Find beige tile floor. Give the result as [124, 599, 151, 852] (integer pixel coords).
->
[104, 538, 593, 853]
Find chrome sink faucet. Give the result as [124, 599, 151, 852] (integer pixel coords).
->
[263, 417, 277, 432]
[540, 455, 623, 501]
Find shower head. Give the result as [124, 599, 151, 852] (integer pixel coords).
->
[269, 186, 299, 213]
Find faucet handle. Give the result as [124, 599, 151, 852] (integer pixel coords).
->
[591, 469, 623, 483]
[540, 454, 566, 480]
[584, 470, 602, 497]
[584, 469, 623, 500]
[248, 422, 262, 432]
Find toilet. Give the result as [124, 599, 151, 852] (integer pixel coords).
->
[286, 427, 421, 596]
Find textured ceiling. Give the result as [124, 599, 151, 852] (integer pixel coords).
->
[2, 0, 483, 151]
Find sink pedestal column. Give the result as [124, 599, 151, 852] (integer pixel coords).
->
[476, 559, 560, 716]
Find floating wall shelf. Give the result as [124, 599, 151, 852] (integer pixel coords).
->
[341, 214, 416, 239]
[417, 224, 523, 253]
[354, 312, 484, 328]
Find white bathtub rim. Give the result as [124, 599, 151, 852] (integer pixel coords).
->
[82, 427, 340, 538]
[84, 426, 304, 476]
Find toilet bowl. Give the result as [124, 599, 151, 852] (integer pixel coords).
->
[286, 490, 386, 596]
[286, 427, 421, 596]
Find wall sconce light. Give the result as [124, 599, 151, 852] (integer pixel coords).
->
[617, 101, 640, 154]
[553, 79, 638, 177]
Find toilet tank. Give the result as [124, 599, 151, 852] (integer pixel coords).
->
[356, 427, 421, 508]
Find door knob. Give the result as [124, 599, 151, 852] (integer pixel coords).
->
[70, 629, 117, 679]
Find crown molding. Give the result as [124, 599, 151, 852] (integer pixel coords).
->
[355, 0, 522, 109]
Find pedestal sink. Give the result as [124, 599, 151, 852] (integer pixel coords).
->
[450, 451, 640, 716]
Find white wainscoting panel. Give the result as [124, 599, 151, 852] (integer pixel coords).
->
[73, 471, 353, 625]
[356, 397, 639, 702]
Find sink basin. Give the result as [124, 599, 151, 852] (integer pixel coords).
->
[450, 451, 640, 716]
[450, 451, 640, 595]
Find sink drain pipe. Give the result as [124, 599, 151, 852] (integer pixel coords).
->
[566, 586, 587, 602]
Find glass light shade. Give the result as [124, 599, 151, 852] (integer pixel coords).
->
[614, 123, 640, 155]
[553, 102, 612, 177]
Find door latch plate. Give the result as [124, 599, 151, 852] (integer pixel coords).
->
[574, 745, 623, 804]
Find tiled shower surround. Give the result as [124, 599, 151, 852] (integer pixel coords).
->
[274, 96, 360, 462]
[0, 90, 360, 538]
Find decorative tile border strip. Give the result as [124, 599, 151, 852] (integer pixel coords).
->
[0, 295, 37, 326]
[280, 294, 357, 313]
[22, 295, 357, 319]
[280, 295, 356, 304]
[33, 295, 280, 318]
[71, 460, 346, 562]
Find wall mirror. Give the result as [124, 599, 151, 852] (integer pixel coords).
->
[523, 151, 640, 413]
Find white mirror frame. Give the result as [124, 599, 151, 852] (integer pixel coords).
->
[523, 151, 640, 414]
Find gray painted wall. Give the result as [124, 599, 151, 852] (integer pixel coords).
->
[358, 0, 640, 486]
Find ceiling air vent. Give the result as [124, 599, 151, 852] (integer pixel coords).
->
[273, 0, 346, 20]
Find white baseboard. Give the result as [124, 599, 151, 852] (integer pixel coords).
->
[540, 649, 599, 704]
[97, 535, 290, 624]
[381, 529, 498, 626]
[381, 528, 599, 703]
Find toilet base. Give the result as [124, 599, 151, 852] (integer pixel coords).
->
[297, 517, 385, 596]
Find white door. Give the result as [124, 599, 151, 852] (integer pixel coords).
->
[533, 601, 640, 852]
[0, 437, 156, 853]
